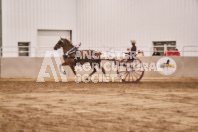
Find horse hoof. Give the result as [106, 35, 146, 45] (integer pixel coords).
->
[63, 71, 66, 75]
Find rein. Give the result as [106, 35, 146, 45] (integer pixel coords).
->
[63, 43, 81, 58]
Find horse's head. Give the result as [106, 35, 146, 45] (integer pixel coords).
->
[54, 38, 65, 50]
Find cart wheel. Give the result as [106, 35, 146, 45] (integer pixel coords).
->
[117, 58, 144, 83]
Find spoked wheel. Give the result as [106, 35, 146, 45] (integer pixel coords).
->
[117, 58, 144, 83]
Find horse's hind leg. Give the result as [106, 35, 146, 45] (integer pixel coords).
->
[89, 67, 97, 77]
[97, 61, 106, 75]
[85, 63, 97, 81]
[99, 64, 106, 75]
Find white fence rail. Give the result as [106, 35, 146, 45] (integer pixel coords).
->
[0, 46, 198, 57]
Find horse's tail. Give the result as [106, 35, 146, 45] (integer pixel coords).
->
[92, 51, 102, 60]
[98, 52, 102, 60]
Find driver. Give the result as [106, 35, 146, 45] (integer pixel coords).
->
[130, 40, 137, 59]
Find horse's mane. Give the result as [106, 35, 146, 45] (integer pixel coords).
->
[63, 38, 74, 47]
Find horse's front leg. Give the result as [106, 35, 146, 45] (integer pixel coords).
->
[69, 65, 76, 75]
[60, 62, 67, 75]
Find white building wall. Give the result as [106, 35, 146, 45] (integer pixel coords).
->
[77, 0, 198, 55]
[1, 0, 198, 56]
[2, 0, 77, 56]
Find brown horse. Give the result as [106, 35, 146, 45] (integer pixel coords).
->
[54, 38, 106, 78]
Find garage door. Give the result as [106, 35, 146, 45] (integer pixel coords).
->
[37, 30, 71, 56]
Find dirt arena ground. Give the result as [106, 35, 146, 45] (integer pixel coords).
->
[0, 78, 198, 132]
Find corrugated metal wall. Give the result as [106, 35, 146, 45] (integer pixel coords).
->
[77, 0, 198, 51]
[2, 0, 77, 48]
[1, 0, 198, 56]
